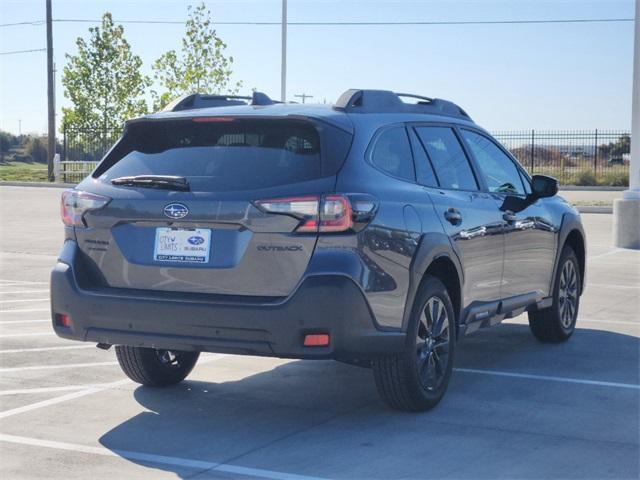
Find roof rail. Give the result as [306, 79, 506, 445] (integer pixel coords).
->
[163, 91, 278, 112]
[333, 89, 472, 121]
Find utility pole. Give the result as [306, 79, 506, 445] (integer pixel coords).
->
[280, 0, 287, 102]
[46, 0, 55, 181]
[294, 93, 313, 104]
[613, 0, 640, 248]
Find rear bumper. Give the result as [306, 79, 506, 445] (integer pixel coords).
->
[50, 241, 405, 361]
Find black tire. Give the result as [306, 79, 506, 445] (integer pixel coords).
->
[373, 276, 456, 412]
[115, 346, 200, 387]
[528, 245, 581, 343]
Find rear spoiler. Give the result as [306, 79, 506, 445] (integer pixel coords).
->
[162, 91, 278, 112]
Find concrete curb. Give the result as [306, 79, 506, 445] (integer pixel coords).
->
[576, 206, 613, 214]
[0, 181, 75, 188]
[561, 186, 626, 191]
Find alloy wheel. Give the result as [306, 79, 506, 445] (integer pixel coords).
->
[558, 260, 578, 328]
[416, 296, 451, 391]
[155, 349, 185, 369]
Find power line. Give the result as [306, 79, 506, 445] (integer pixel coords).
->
[0, 48, 46, 56]
[0, 21, 44, 27]
[54, 17, 636, 26]
[0, 17, 634, 28]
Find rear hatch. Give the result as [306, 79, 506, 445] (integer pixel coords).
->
[74, 116, 352, 297]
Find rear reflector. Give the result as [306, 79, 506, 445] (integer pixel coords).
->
[55, 313, 72, 328]
[303, 333, 330, 347]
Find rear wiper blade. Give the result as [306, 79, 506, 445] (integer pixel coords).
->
[110, 175, 190, 191]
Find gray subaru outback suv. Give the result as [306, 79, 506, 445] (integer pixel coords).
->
[51, 89, 586, 411]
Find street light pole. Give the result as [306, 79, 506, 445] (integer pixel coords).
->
[280, 0, 287, 102]
[46, 0, 56, 181]
[294, 93, 313, 104]
[613, 0, 640, 248]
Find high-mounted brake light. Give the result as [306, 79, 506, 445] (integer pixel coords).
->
[254, 194, 367, 233]
[192, 116, 236, 123]
[61, 190, 111, 227]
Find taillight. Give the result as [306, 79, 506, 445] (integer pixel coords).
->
[319, 195, 353, 232]
[60, 190, 111, 227]
[254, 194, 376, 233]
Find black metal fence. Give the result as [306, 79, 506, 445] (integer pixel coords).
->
[492, 130, 630, 186]
[62, 126, 121, 163]
[62, 127, 631, 186]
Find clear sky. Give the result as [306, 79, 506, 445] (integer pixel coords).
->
[0, 0, 635, 135]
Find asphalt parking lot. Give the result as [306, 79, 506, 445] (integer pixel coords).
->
[0, 185, 638, 479]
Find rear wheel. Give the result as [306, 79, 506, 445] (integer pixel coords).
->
[115, 346, 200, 387]
[528, 245, 580, 343]
[373, 276, 456, 411]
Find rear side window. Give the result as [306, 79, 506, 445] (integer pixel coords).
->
[407, 128, 438, 187]
[95, 119, 351, 191]
[414, 127, 478, 191]
[370, 126, 415, 181]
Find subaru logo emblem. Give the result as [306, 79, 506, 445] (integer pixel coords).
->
[163, 203, 189, 219]
[188, 236, 205, 245]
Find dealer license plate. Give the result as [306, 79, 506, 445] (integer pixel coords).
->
[153, 228, 211, 263]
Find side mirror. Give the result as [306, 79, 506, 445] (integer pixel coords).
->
[531, 175, 558, 199]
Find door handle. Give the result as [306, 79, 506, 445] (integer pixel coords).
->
[503, 210, 517, 223]
[444, 208, 462, 225]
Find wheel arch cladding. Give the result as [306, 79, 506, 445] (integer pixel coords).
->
[424, 256, 462, 329]
[564, 229, 586, 295]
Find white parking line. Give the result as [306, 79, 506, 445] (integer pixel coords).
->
[506, 317, 638, 327]
[587, 248, 624, 260]
[0, 279, 48, 285]
[0, 298, 49, 304]
[455, 368, 640, 390]
[0, 308, 50, 314]
[0, 354, 225, 420]
[586, 283, 640, 290]
[0, 332, 52, 338]
[0, 380, 131, 419]
[0, 383, 123, 396]
[0, 434, 328, 480]
[0, 290, 49, 295]
[0, 361, 118, 373]
[0, 319, 49, 325]
[578, 318, 639, 326]
[0, 345, 95, 354]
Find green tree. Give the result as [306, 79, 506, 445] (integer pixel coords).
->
[599, 135, 631, 159]
[152, 2, 241, 110]
[24, 136, 48, 163]
[61, 13, 150, 134]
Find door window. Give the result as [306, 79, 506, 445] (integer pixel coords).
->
[461, 130, 526, 195]
[414, 127, 478, 191]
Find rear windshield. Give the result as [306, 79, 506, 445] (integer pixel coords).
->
[95, 118, 351, 191]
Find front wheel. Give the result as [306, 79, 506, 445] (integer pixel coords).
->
[373, 276, 456, 412]
[115, 346, 200, 387]
[528, 245, 581, 343]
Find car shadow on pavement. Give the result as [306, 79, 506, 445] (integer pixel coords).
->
[98, 323, 639, 479]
